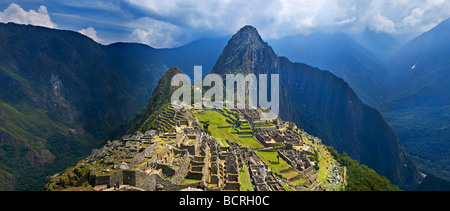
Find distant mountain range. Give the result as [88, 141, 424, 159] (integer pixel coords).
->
[1, 18, 449, 190]
[268, 32, 390, 108]
[381, 18, 450, 181]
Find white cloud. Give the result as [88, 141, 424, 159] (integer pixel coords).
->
[400, 0, 450, 33]
[369, 14, 398, 34]
[130, 17, 185, 48]
[2, 1, 449, 48]
[61, 1, 121, 12]
[78, 27, 103, 43]
[0, 3, 57, 28]
[335, 17, 357, 26]
[124, 0, 450, 45]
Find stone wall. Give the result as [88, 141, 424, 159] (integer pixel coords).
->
[172, 155, 191, 185]
[95, 174, 110, 186]
[302, 165, 315, 178]
[95, 168, 206, 191]
[180, 144, 196, 155]
[187, 171, 204, 180]
[210, 174, 221, 184]
[110, 171, 123, 185]
[173, 148, 187, 156]
[156, 163, 176, 177]
[225, 180, 240, 190]
[144, 142, 159, 157]
[95, 170, 125, 186]
[130, 151, 145, 168]
[135, 171, 171, 191]
[278, 150, 296, 169]
[74, 170, 92, 187]
[134, 169, 204, 191]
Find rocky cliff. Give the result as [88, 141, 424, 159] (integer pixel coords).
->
[210, 25, 417, 186]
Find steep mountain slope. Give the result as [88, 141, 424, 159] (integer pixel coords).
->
[0, 23, 224, 190]
[210, 25, 418, 186]
[382, 18, 450, 180]
[268, 32, 389, 107]
[0, 23, 168, 190]
[351, 29, 402, 63]
[103, 38, 228, 106]
[128, 67, 183, 133]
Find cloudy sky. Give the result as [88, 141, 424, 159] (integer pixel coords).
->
[1, 0, 449, 48]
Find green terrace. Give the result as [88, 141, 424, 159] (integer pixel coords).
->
[154, 104, 182, 133]
[193, 109, 263, 148]
[255, 150, 305, 187]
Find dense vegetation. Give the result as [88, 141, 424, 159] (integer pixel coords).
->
[327, 146, 401, 191]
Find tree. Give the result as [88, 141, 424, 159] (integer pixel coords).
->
[202, 121, 211, 134]
[234, 118, 241, 129]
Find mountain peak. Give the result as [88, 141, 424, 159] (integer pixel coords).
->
[237, 25, 259, 34]
[230, 25, 265, 48]
[211, 25, 278, 75]
[163, 66, 183, 77]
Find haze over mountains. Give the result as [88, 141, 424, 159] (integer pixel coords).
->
[382, 18, 450, 181]
[268, 32, 390, 107]
[1, 16, 450, 191]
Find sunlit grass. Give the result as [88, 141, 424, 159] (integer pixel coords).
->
[193, 109, 262, 148]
